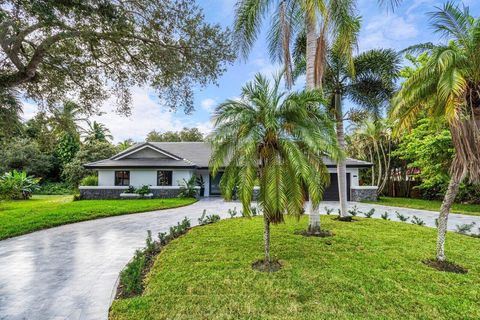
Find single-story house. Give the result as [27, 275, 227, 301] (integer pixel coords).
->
[81, 142, 377, 201]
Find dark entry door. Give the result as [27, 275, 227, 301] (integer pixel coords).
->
[323, 173, 350, 201]
[209, 173, 223, 196]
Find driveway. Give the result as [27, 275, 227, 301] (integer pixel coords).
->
[1, 199, 479, 320]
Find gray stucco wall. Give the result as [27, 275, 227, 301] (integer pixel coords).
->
[79, 187, 197, 200]
[351, 186, 378, 202]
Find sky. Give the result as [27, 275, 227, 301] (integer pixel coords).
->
[22, 0, 480, 143]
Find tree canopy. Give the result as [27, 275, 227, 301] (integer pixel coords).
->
[146, 127, 204, 142]
[0, 0, 235, 115]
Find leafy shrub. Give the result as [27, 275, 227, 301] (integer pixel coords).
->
[119, 249, 146, 297]
[456, 222, 476, 234]
[136, 185, 151, 196]
[228, 207, 238, 218]
[381, 212, 390, 220]
[348, 205, 359, 216]
[124, 186, 136, 194]
[411, 216, 425, 226]
[178, 176, 197, 198]
[36, 181, 73, 195]
[363, 208, 375, 218]
[395, 211, 409, 222]
[324, 207, 334, 215]
[80, 175, 98, 186]
[198, 210, 221, 225]
[0, 170, 40, 200]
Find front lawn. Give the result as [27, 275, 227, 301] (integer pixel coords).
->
[0, 195, 196, 240]
[365, 197, 480, 216]
[110, 216, 480, 319]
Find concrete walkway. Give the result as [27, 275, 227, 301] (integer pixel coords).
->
[0, 199, 479, 320]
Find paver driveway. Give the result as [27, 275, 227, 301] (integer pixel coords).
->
[0, 199, 479, 320]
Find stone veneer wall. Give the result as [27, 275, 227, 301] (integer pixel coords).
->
[79, 187, 196, 200]
[351, 186, 378, 202]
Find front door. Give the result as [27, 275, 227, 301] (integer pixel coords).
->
[209, 173, 223, 196]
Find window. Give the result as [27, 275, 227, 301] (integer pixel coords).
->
[157, 170, 172, 186]
[115, 171, 130, 186]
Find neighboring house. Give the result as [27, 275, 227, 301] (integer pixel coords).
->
[81, 142, 377, 201]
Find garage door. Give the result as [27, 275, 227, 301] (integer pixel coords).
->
[323, 173, 350, 201]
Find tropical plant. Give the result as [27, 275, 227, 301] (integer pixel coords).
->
[146, 127, 204, 142]
[82, 121, 113, 143]
[80, 175, 98, 186]
[198, 210, 221, 225]
[136, 185, 151, 196]
[381, 212, 390, 220]
[178, 176, 197, 198]
[456, 222, 476, 235]
[117, 139, 135, 151]
[396, 211, 409, 222]
[363, 208, 375, 218]
[0, 170, 40, 200]
[209, 73, 340, 266]
[410, 216, 425, 226]
[390, 2, 480, 262]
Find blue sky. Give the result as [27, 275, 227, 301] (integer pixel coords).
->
[23, 0, 480, 142]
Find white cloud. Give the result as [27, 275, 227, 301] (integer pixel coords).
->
[200, 98, 217, 112]
[361, 14, 419, 51]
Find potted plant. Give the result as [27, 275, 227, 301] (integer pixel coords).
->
[196, 175, 205, 197]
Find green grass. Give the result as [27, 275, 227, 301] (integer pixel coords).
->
[364, 197, 480, 216]
[0, 195, 196, 240]
[110, 216, 480, 320]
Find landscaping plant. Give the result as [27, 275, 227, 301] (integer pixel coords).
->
[198, 210, 221, 226]
[80, 175, 98, 186]
[363, 208, 375, 218]
[381, 212, 390, 220]
[391, 2, 480, 264]
[178, 176, 197, 198]
[0, 170, 40, 200]
[396, 211, 409, 222]
[456, 222, 476, 235]
[411, 216, 425, 226]
[209, 73, 340, 270]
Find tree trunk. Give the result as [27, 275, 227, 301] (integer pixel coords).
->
[305, 15, 316, 90]
[264, 216, 271, 263]
[305, 13, 321, 231]
[436, 171, 464, 262]
[335, 92, 348, 217]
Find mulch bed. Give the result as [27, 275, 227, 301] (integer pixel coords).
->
[252, 259, 283, 272]
[423, 259, 468, 274]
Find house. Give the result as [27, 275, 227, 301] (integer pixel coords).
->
[81, 142, 377, 201]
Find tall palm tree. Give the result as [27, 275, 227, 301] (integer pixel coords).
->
[209, 73, 341, 264]
[51, 101, 87, 135]
[390, 2, 480, 262]
[83, 120, 113, 143]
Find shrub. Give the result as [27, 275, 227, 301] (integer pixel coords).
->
[36, 181, 73, 195]
[411, 216, 425, 226]
[178, 176, 197, 198]
[80, 175, 98, 186]
[136, 185, 151, 196]
[381, 212, 390, 220]
[124, 186, 136, 194]
[363, 208, 375, 218]
[456, 222, 476, 234]
[119, 249, 146, 297]
[198, 210, 221, 225]
[228, 207, 238, 218]
[395, 211, 409, 222]
[348, 205, 359, 216]
[0, 170, 40, 200]
[324, 207, 334, 215]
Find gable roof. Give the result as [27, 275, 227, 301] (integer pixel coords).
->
[84, 142, 373, 169]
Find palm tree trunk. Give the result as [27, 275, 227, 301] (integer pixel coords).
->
[436, 171, 464, 262]
[305, 13, 321, 231]
[305, 15, 316, 90]
[335, 92, 348, 217]
[263, 215, 271, 262]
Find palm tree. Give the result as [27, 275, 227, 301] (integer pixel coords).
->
[390, 2, 480, 262]
[209, 73, 341, 265]
[83, 120, 113, 143]
[51, 101, 87, 135]
[0, 87, 23, 140]
[118, 139, 135, 151]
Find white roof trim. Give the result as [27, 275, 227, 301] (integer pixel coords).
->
[112, 145, 181, 161]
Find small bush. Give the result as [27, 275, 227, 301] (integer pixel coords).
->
[80, 175, 98, 186]
[124, 185, 136, 194]
[324, 207, 334, 215]
[36, 182, 73, 195]
[363, 208, 375, 218]
[178, 176, 197, 198]
[395, 211, 409, 222]
[381, 212, 390, 220]
[136, 185, 151, 196]
[411, 216, 425, 226]
[456, 222, 476, 234]
[119, 249, 146, 297]
[0, 170, 40, 200]
[348, 205, 359, 216]
[228, 207, 238, 218]
[198, 210, 221, 225]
